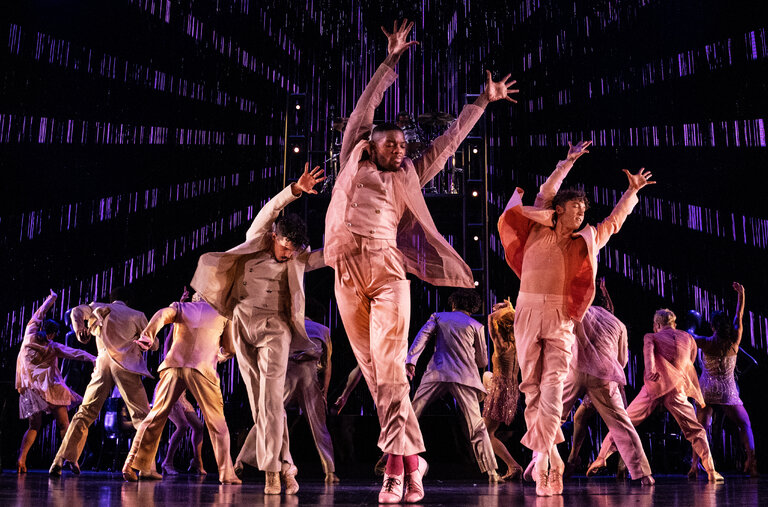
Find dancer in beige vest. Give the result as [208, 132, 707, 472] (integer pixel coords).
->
[122, 293, 240, 484]
[191, 164, 325, 494]
[324, 18, 517, 503]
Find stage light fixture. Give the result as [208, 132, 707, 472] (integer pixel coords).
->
[473, 235, 479, 241]
[472, 147, 478, 154]
[293, 146, 300, 153]
[472, 190, 478, 197]
[295, 104, 301, 110]
[474, 281, 480, 287]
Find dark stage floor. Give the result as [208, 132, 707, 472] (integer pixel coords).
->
[0, 471, 765, 506]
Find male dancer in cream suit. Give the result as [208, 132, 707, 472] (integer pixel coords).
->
[324, 19, 518, 503]
[589, 309, 724, 482]
[559, 282, 654, 485]
[50, 287, 153, 476]
[191, 164, 325, 495]
[406, 289, 500, 482]
[121, 292, 241, 484]
[498, 141, 655, 496]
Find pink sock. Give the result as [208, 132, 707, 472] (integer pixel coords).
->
[386, 454, 404, 476]
[404, 454, 419, 474]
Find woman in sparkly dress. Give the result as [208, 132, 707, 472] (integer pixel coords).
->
[15, 290, 96, 472]
[690, 282, 757, 476]
[482, 300, 523, 479]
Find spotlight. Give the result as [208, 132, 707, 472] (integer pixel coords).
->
[472, 190, 478, 197]
[473, 235, 479, 241]
[295, 104, 301, 110]
[472, 147, 478, 154]
[474, 281, 480, 286]
[293, 146, 300, 153]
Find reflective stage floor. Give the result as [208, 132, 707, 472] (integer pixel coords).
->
[0, 471, 765, 506]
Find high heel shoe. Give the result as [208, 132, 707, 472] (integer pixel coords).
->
[188, 459, 207, 475]
[161, 463, 179, 475]
[586, 458, 608, 477]
[501, 465, 523, 480]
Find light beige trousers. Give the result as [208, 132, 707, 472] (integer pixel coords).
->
[514, 292, 574, 454]
[562, 370, 652, 478]
[54, 353, 150, 464]
[282, 360, 336, 474]
[334, 238, 425, 456]
[597, 384, 716, 472]
[233, 309, 292, 472]
[124, 367, 237, 482]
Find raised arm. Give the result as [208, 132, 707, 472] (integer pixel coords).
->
[415, 72, 519, 185]
[732, 282, 745, 348]
[643, 333, 659, 382]
[244, 164, 324, 242]
[593, 168, 655, 249]
[406, 313, 438, 378]
[339, 20, 416, 168]
[533, 141, 590, 209]
[597, 278, 615, 314]
[32, 289, 57, 323]
[137, 306, 177, 352]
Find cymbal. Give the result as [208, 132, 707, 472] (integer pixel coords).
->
[331, 117, 349, 132]
[417, 112, 455, 127]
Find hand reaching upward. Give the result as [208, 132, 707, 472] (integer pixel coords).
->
[381, 19, 419, 56]
[294, 163, 326, 195]
[481, 71, 519, 103]
[623, 167, 655, 191]
[566, 140, 592, 162]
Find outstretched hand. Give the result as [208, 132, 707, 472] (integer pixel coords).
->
[179, 286, 190, 303]
[49, 288, 58, 299]
[566, 140, 592, 162]
[482, 71, 519, 103]
[623, 167, 655, 191]
[381, 19, 419, 56]
[294, 163, 326, 195]
[733, 282, 745, 296]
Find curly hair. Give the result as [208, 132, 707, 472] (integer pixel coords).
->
[448, 289, 482, 314]
[42, 319, 60, 337]
[274, 213, 309, 249]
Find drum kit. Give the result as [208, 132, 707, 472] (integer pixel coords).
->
[323, 111, 459, 193]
